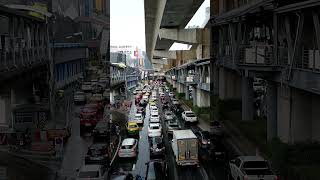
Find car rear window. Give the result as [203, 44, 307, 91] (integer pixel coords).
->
[242, 161, 269, 169]
[170, 124, 179, 128]
[79, 171, 99, 178]
[121, 145, 134, 149]
[151, 115, 158, 117]
[186, 113, 195, 117]
[150, 125, 159, 129]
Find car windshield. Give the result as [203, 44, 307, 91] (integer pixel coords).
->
[79, 171, 99, 178]
[135, 115, 142, 118]
[186, 113, 195, 117]
[151, 115, 158, 118]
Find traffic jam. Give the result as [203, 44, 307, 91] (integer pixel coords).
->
[108, 79, 279, 180]
[72, 72, 117, 180]
[73, 73, 278, 180]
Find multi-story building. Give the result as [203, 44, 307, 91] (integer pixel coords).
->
[211, 0, 320, 143]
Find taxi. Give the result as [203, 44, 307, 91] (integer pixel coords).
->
[126, 122, 139, 136]
[149, 101, 156, 106]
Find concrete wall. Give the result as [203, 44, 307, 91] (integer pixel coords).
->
[218, 68, 241, 100]
[196, 88, 210, 107]
[277, 86, 320, 143]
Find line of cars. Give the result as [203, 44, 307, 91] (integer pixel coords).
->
[112, 83, 167, 179]
[161, 82, 279, 180]
[75, 74, 114, 180]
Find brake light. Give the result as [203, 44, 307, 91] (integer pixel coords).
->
[274, 176, 279, 180]
[243, 175, 248, 180]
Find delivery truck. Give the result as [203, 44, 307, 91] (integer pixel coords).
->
[171, 130, 199, 166]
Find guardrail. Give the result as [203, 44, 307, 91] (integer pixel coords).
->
[239, 44, 275, 65]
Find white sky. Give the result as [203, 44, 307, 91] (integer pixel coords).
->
[110, 0, 210, 51]
[110, 0, 146, 51]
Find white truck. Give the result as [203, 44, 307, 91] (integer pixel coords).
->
[228, 156, 278, 180]
[171, 130, 199, 166]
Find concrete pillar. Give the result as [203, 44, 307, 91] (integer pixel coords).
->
[110, 90, 115, 104]
[10, 89, 16, 106]
[196, 87, 201, 107]
[185, 85, 190, 100]
[266, 81, 277, 141]
[241, 76, 254, 121]
[218, 68, 241, 100]
[213, 66, 219, 96]
[192, 86, 197, 106]
[311, 94, 320, 141]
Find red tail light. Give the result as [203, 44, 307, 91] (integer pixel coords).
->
[243, 175, 248, 180]
[275, 176, 279, 180]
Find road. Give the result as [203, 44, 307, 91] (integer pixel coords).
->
[59, 105, 93, 179]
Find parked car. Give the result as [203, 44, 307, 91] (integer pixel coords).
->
[134, 113, 144, 125]
[149, 136, 165, 157]
[210, 120, 224, 137]
[76, 164, 107, 180]
[228, 156, 278, 180]
[126, 122, 139, 136]
[85, 143, 109, 164]
[92, 121, 109, 139]
[164, 111, 174, 121]
[148, 123, 162, 137]
[181, 111, 198, 123]
[168, 92, 174, 97]
[150, 114, 160, 123]
[74, 91, 86, 104]
[194, 131, 211, 149]
[118, 138, 138, 158]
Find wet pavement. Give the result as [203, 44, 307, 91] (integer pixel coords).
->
[111, 99, 150, 178]
[59, 105, 93, 179]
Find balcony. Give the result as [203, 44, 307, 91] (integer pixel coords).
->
[0, 35, 48, 73]
[185, 75, 198, 85]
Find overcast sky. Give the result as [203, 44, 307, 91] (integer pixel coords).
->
[110, 0, 210, 51]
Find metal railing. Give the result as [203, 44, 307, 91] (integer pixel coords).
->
[239, 44, 275, 65]
[0, 36, 48, 72]
[278, 47, 320, 73]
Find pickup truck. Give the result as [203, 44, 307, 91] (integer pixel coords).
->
[228, 156, 278, 180]
[181, 111, 197, 123]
